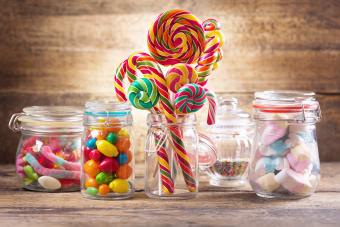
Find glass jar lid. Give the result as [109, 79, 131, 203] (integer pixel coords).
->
[84, 100, 132, 126]
[9, 106, 84, 133]
[253, 90, 321, 122]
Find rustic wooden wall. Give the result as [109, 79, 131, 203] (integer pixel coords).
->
[0, 0, 339, 163]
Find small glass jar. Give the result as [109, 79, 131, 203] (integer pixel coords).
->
[81, 100, 134, 200]
[145, 113, 199, 199]
[249, 91, 321, 199]
[8, 106, 83, 192]
[199, 98, 254, 188]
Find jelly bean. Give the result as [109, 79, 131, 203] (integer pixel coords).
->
[83, 147, 92, 161]
[118, 153, 128, 165]
[98, 184, 110, 196]
[109, 179, 129, 193]
[38, 176, 61, 190]
[86, 138, 97, 149]
[84, 160, 100, 177]
[96, 140, 118, 157]
[89, 149, 102, 162]
[118, 128, 129, 137]
[106, 132, 118, 144]
[96, 172, 107, 184]
[117, 164, 132, 179]
[115, 137, 131, 153]
[85, 178, 98, 188]
[23, 165, 38, 180]
[86, 187, 98, 196]
[99, 157, 119, 173]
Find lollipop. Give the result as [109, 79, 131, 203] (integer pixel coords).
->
[196, 19, 224, 86]
[147, 9, 206, 66]
[165, 63, 198, 93]
[174, 83, 207, 114]
[128, 78, 159, 110]
[204, 88, 217, 125]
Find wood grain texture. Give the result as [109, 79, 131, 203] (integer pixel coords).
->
[0, 163, 340, 226]
[0, 0, 339, 163]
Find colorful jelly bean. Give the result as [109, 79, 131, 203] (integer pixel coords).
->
[109, 179, 129, 193]
[86, 187, 98, 196]
[84, 160, 100, 177]
[118, 153, 128, 165]
[86, 138, 97, 149]
[117, 164, 132, 179]
[88, 149, 102, 162]
[115, 137, 131, 153]
[98, 184, 110, 195]
[96, 140, 119, 157]
[99, 157, 119, 173]
[106, 132, 118, 144]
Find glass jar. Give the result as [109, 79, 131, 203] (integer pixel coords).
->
[199, 98, 254, 188]
[145, 113, 199, 199]
[249, 91, 321, 199]
[8, 106, 83, 192]
[81, 100, 134, 200]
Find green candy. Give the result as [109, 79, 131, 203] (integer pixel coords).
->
[86, 187, 98, 196]
[106, 132, 118, 144]
[24, 177, 34, 186]
[96, 172, 114, 185]
[23, 165, 38, 180]
[128, 78, 159, 110]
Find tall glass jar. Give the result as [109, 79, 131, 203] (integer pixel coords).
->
[9, 106, 83, 192]
[249, 91, 321, 199]
[145, 113, 199, 199]
[81, 100, 134, 200]
[199, 98, 254, 188]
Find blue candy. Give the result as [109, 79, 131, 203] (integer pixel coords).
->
[86, 138, 97, 149]
[269, 139, 289, 156]
[118, 153, 128, 165]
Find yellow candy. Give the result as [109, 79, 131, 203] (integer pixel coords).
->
[109, 179, 129, 193]
[96, 140, 118, 157]
[118, 128, 129, 137]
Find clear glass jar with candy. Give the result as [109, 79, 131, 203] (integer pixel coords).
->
[82, 100, 134, 199]
[145, 113, 199, 199]
[199, 97, 254, 188]
[249, 91, 322, 199]
[8, 106, 83, 192]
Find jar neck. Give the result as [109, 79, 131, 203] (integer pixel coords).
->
[147, 113, 197, 127]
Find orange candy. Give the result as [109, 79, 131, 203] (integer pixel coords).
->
[115, 137, 131, 153]
[98, 184, 110, 196]
[125, 149, 133, 163]
[117, 164, 132, 179]
[84, 160, 100, 177]
[85, 178, 98, 188]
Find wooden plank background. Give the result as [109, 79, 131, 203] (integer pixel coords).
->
[0, 0, 339, 163]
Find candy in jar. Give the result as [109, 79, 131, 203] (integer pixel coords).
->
[249, 91, 321, 199]
[81, 100, 134, 199]
[9, 106, 83, 192]
[199, 98, 254, 188]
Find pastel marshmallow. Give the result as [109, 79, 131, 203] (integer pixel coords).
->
[285, 132, 315, 147]
[260, 121, 287, 146]
[275, 169, 312, 194]
[287, 143, 312, 173]
[255, 156, 289, 176]
[256, 173, 280, 192]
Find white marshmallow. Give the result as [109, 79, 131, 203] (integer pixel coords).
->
[256, 173, 280, 192]
[275, 169, 312, 194]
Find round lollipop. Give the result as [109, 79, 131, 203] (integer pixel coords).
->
[128, 78, 159, 110]
[147, 9, 206, 66]
[165, 63, 198, 93]
[174, 83, 207, 114]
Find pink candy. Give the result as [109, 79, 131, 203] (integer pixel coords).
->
[260, 121, 287, 146]
[286, 144, 312, 173]
[99, 157, 119, 173]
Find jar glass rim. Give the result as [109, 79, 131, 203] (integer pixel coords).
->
[22, 106, 83, 122]
[85, 100, 131, 116]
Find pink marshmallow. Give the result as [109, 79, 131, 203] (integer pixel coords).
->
[260, 121, 287, 146]
[286, 143, 312, 173]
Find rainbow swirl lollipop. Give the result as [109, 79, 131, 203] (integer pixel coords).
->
[147, 9, 206, 66]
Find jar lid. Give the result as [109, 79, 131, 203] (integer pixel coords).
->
[253, 90, 321, 122]
[9, 106, 84, 133]
[84, 100, 131, 117]
[204, 97, 253, 133]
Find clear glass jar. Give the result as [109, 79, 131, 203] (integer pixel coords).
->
[199, 98, 254, 188]
[81, 100, 134, 200]
[249, 91, 321, 199]
[8, 106, 83, 192]
[145, 113, 199, 199]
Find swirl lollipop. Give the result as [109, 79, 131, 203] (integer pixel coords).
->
[165, 63, 198, 93]
[147, 9, 206, 66]
[128, 78, 159, 110]
[174, 84, 207, 114]
[196, 19, 224, 86]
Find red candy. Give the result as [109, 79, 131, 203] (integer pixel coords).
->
[99, 157, 119, 173]
[89, 149, 102, 162]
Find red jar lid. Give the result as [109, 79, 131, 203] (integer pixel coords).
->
[253, 91, 321, 122]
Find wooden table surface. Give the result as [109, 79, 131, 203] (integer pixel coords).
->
[0, 163, 340, 227]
